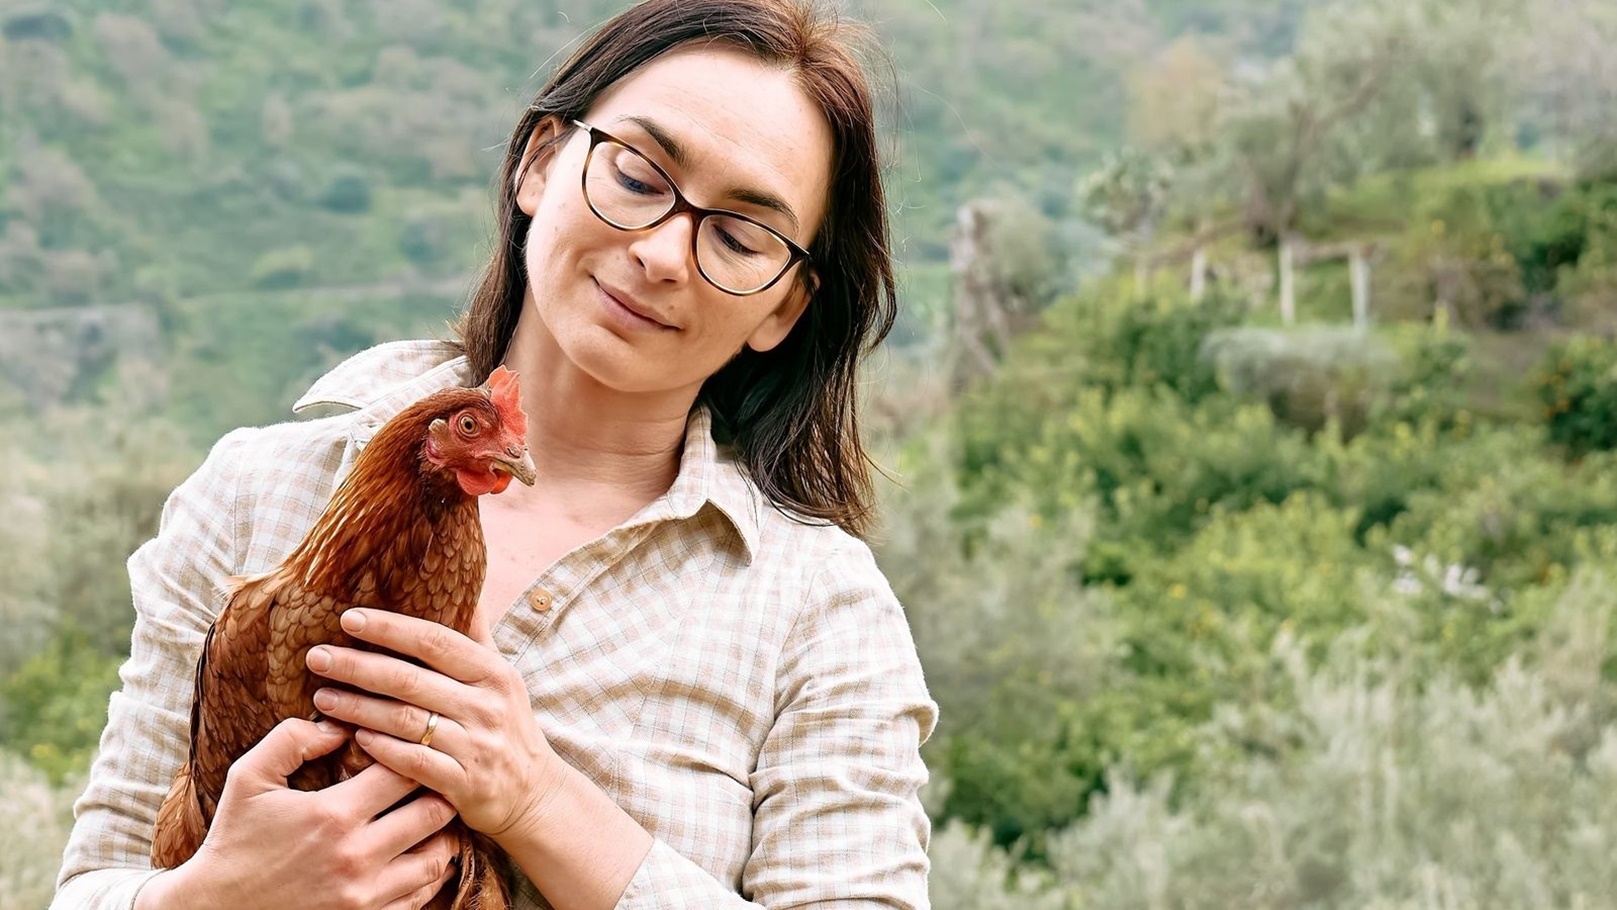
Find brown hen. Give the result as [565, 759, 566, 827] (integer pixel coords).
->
[151, 366, 536, 910]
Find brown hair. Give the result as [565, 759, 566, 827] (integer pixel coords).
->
[455, 0, 896, 539]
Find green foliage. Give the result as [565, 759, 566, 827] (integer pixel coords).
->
[0, 403, 193, 670]
[886, 262, 1617, 869]
[1067, 286, 1250, 403]
[1350, 170, 1617, 331]
[1390, 444, 1617, 586]
[923, 570, 1617, 909]
[1536, 335, 1617, 455]
[399, 213, 445, 266]
[1077, 148, 1173, 239]
[1043, 584, 1617, 908]
[879, 454, 1114, 852]
[1556, 185, 1617, 332]
[0, 750, 76, 907]
[1203, 326, 1402, 436]
[927, 819, 1064, 910]
[318, 166, 374, 214]
[248, 243, 317, 289]
[0, 632, 122, 785]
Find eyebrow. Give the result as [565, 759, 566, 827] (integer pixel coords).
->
[622, 115, 801, 233]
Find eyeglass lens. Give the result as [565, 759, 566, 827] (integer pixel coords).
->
[583, 140, 793, 294]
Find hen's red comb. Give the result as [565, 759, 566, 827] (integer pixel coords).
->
[486, 366, 528, 437]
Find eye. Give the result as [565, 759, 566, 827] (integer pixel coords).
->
[457, 414, 478, 435]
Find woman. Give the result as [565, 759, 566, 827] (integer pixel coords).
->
[52, 0, 936, 908]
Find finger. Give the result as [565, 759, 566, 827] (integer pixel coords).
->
[308, 643, 465, 717]
[327, 755, 430, 818]
[377, 832, 459, 909]
[339, 609, 492, 683]
[357, 727, 463, 796]
[371, 791, 457, 860]
[234, 718, 349, 790]
[314, 688, 456, 754]
[379, 865, 456, 910]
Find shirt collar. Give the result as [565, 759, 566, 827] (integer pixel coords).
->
[663, 408, 762, 564]
[291, 340, 760, 563]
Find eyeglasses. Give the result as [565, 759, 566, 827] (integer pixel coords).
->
[571, 119, 813, 296]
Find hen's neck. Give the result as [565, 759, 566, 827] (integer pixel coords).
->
[285, 413, 475, 596]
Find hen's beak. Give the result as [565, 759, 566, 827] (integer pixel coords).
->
[490, 447, 538, 486]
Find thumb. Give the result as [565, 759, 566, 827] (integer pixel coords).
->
[234, 718, 349, 791]
[467, 611, 496, 649]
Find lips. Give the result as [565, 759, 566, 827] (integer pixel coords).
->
[596, 279, 677, 330]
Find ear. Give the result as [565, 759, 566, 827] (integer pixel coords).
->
[744, 275, 814, 353]
[514, 117, 567, 218]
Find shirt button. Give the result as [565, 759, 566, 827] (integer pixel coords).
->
[528, 588, 554, 611]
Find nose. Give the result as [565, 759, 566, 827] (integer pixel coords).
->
[628, 212, 694, 285]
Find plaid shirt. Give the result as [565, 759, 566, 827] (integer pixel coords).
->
[53, 340, 937, 909]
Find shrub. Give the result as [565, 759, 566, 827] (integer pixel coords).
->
[927, 820, 1065, 910]
[248, 243, 316, 289]
[1202, 326, 1401, 437]
[1118, 492, 1382, 678]
[1388, 444, 1617, 586]
[1536, 335, 1617, 456]
[1556, 186, 1617, 333]
[317, 165, 372, 213]
[1046, 593, 1617, 909]
[0, 751, 75, 907]
[398, 213, 444, 266]
[878, 451, 1115, 851]
[0, 631, 122, 784]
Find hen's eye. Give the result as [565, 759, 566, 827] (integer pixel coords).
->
[458, 414, 478, 435]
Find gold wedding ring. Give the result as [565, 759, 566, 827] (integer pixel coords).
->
[419, 711, 440, 747]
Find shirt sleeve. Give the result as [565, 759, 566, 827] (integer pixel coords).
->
[614, 540, 939, 910]
[51, 429, 249, 910]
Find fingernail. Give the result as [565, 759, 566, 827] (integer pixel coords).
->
[307, 647, 332, 671]
[313, 688, 336, 710]
[341, 609, 366, 632]
[315, 720, 340, 734]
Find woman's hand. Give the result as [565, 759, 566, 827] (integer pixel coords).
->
[138, 717, 460, 910]
[305, 609, 567, 843]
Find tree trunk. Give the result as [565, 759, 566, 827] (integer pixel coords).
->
[1350, 247, 1370, 330]
[1279, 234, 1298, 326]
[1190, 246, 1208, 301]
[948, 204, 1004, 390]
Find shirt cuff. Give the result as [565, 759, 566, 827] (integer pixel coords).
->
[51, 867, 166, 910]
[614, 839, 755, 910]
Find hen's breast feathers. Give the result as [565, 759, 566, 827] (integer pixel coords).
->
[192, 491, 489, 775]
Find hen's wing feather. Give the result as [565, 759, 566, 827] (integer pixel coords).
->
[151, 574, 279, 867]
[187, 572, 281, 820]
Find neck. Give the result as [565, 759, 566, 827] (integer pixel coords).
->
[286, 405, 470, 594]
[499, 294, 691, 502]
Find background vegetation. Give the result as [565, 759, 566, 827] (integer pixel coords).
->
[4, 0, 1617, 906]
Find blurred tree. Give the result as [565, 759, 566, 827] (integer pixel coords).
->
[1125, 36, 1225, 152]
[1077, 147, 1174, 284]
[1519, 0, 1617, 182]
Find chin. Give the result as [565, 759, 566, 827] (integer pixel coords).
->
[564, 331, 683, 394]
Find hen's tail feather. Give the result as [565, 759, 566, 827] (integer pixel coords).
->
[431, 825, 511, 910]
[150, 763, 206, 868]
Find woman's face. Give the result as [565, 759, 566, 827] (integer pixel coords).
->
[514, 46, 833, 396]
